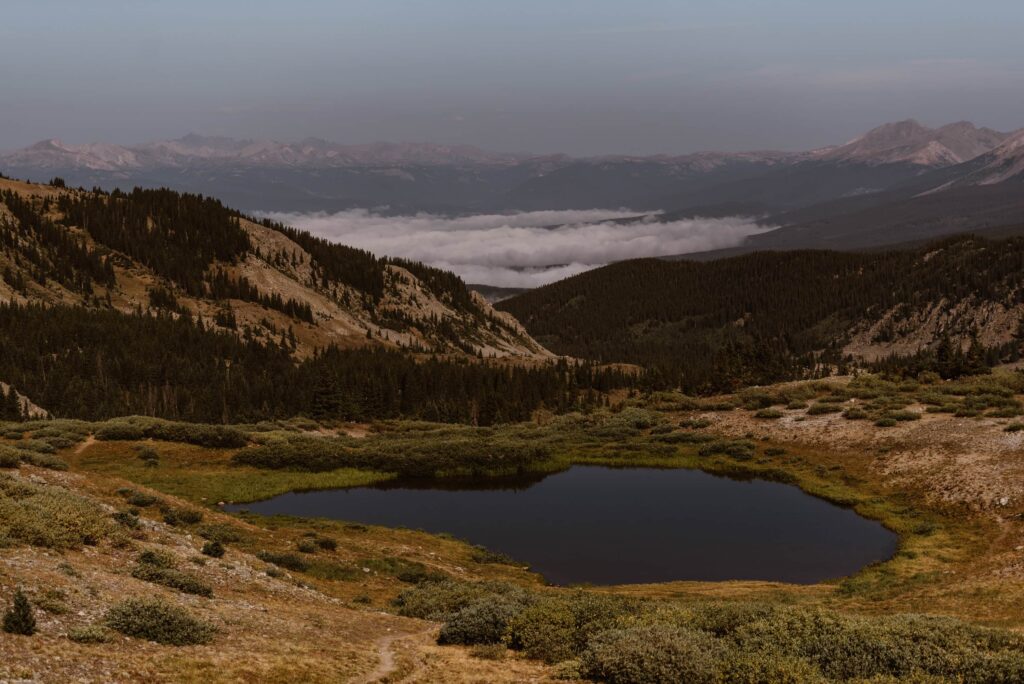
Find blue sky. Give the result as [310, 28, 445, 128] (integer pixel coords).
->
[2, 0, 1022, 153]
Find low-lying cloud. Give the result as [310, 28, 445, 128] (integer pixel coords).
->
[261, 209, 773, 288]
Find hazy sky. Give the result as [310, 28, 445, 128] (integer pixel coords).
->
[2, 0, 1023, 155]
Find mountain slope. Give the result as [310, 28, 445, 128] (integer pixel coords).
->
[0, 176, 548, 360]
[498, 235, 1024, 391]
[811, 120, 1011, 166]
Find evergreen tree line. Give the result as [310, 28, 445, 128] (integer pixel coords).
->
[0, 304, 634, 424]
[499, 235, 1024, 393]
[56, 188, 251, 296]
[205, 269, 314, 323]
[1, 190, 115, 294]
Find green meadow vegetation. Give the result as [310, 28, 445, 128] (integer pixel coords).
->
[2, 371, 1023, 681]
[397, 579, 1024, 683]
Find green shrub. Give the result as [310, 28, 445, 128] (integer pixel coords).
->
[68, 624, 113, 643]
[201, 540, 225, 558]
[125, 491, 159, 507]
[438, 594, 531, 645]
[506, 593, 637, 664]
[105, 598, 215, 645]
[315, 536, 337, 551]
[754, 409, 784, 420]
[698, 440, 756, 461]
[875, 418, 898, 428]
[764, 447, 787, 457]
[1004, 423, 1024, 433]
[3, 588, 36, 636]
[95, 417, 248, 448]
[132, 550, 213, 597]
[0, 445, 20, 468]
[17, 439, 56, 454]
[113, 511, 140, 528]
[0, 475, 110, 549]
[257, 550, 309, 572]
[161, 505, 203, 526]
[807, 403, 843, 415]
[137, 446, 160, 467]
[296, 539, 318, 554]
[470, 545, 515, 565]
[395, 580, 527, 622]
[580, 624, 726, 684]
[843, 408, 869, 420]
[18, 452, 68, 470]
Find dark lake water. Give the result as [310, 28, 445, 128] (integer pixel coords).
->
[232, 466, 898, 585]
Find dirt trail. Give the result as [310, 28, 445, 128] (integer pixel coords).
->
[359, 625, 436, 683]
[74, 434, 96, 454]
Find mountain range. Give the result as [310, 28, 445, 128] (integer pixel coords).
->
[3, 120, 1020, 218]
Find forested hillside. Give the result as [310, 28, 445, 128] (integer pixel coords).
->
[499, 236, 1024, 392]
[0, 176, 640, 423]
[0, 176, 548, 361]
[0, 304, 628, 423]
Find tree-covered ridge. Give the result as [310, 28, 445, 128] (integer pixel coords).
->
[251, 217, 386, 300]
[0, 304, 629, 424]
[499, 236, 1024, 392]
[0, 190, 115, 296]
[0, 179, 547, 359]
[56, 188, 250, 296]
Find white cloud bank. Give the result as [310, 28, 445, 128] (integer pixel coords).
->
[261, 209, 774, 288]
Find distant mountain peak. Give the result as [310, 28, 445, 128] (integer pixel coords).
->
[815, 119, 1011, 167]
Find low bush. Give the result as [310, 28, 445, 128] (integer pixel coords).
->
[68, 624, 113, 643]
[698, 440, 756, 461]
[95, 417, 248, 448]
[0, 445, 20, 468]
[580, 624, 725, 684]
[132, 550, 213, 597]
[807, 403, 843, 416]
[105, 598, 215, 645]
[161, 505, 203, 526]
[754, 409, 784, 420]
[201, 540, 225, 558]
[506, 593, 639, 664]
[18, 451, 68, 470]
[314, 536, 337, 551]
[124, 490, 159, 507]
[16, 439, 56, 454]
[438, 593, 533, 645]
[0, 474, 110, 549]
[257, 550, 309, 572]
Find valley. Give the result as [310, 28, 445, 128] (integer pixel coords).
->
[2, 124, 1024, 684]
[3, 371, 1024, 682]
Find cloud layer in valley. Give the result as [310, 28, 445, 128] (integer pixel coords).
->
[262, 209, 774, 288]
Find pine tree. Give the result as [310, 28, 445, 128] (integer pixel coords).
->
[3, 588, 36, 636]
